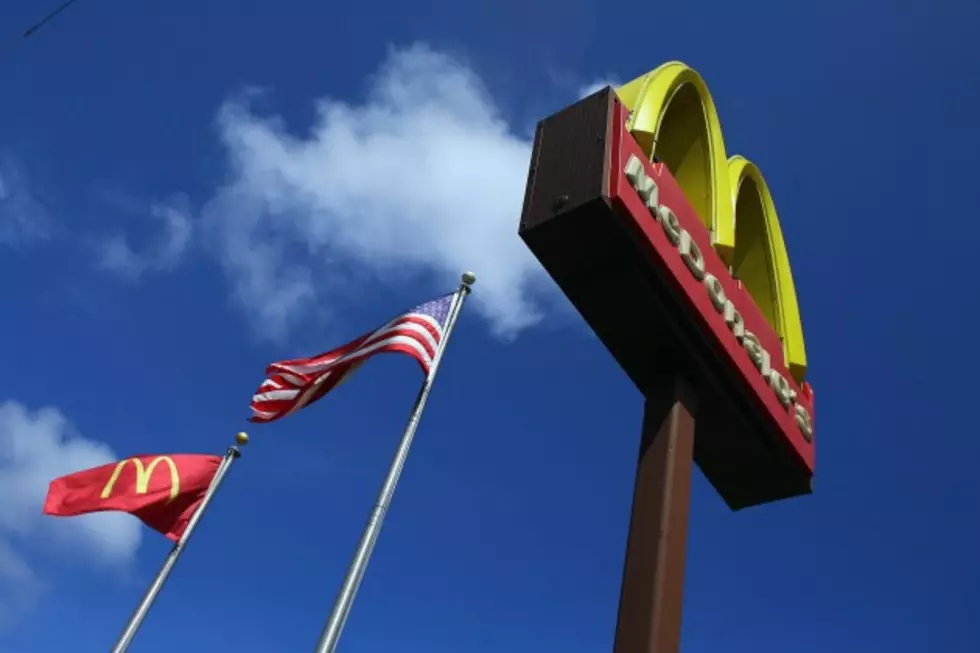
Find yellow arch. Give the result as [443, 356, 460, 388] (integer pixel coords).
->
[617, 62, 734, 259]
[615, 62, 808, 382]
[727, 157, 807, 383]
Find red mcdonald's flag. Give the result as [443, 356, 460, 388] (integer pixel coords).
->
[43, 454, 223, 542]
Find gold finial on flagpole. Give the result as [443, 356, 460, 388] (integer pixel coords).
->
[461, 271, 477, 287]
[235, 432, 249, 446]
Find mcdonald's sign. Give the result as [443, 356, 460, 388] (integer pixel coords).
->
[519, 62, 815, 509]
[617, 63, 807, 385]
[101, 456, 181, 502]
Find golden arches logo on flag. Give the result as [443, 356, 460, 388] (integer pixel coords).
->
[101, 456, 181, 502]
[616, 62, 807, 384]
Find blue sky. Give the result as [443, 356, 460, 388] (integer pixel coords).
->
[1, 0, 979, 651]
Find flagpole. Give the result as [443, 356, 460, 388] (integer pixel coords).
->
[110, 432, 249, 653]
[313, 271, 476, 653]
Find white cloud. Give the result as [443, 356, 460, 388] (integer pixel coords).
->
[0, 541, 42, 630]
[0, 401, 142, 625]
[578, 79, 622, 99]
[201, 43, 551, 340]
[0, 155, 51, 247]
[99, 196, 193, 279]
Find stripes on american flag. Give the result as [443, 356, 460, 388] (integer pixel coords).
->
[249, 293, 456, 423]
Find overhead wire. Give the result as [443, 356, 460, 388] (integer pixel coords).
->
[2, 0, 83, 61]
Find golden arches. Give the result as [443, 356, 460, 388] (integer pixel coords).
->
[101, 457, 181, 502]
[615, 62, 807, 382]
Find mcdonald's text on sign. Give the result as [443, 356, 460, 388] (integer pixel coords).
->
[519, 64, 815, 509]
[622, 156, 813, 443]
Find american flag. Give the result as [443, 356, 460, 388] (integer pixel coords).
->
[249, 293, 456, 423]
